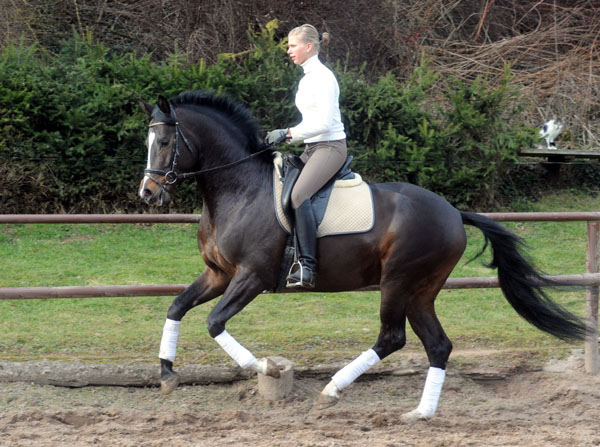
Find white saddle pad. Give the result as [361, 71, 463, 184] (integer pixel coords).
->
[272, 152, 375, 238]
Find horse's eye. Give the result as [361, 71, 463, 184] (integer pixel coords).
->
[158, 139, 170, 149]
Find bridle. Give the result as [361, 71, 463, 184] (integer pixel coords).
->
[143, 104, 272, 190]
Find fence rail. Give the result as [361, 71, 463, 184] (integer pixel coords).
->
[1, 213, 598, 373]
[0, 214, 201, 224]
[1, 212, 600, 224]
[2, 274, 600, 300]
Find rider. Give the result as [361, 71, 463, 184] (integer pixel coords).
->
[266, 24, 347, 289]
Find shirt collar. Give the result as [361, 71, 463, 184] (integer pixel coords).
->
[301, 55, 321, 73]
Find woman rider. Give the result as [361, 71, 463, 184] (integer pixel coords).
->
[266, 24, 347, 289]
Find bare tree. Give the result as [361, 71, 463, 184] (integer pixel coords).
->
[1, 0, 597, 147]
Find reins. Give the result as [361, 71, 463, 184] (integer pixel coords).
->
[173, 147, 273, 179]
[144, 104, 273, 186]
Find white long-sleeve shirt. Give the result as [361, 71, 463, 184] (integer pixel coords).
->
[289, 55, 346, 143]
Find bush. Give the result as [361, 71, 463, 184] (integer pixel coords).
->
[339, 61, 537, 208]
[0, 33, 207, 212]
[0, 22, 538, 213]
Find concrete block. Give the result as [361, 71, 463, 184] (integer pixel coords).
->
[257, 356, 294, 401]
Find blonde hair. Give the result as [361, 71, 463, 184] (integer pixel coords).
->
[289, 24, 330, 53]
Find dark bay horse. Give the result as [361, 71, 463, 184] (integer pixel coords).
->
[139, 90, 587, 422]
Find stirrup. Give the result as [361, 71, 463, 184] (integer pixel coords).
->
[286, 261, 316, 288]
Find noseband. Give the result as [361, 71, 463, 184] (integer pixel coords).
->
[144, 104, 272, 190]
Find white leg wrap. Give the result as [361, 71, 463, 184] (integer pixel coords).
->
[251, 358, 270, 375]
[214, 330, 257, 369]
[158, 319, 180, 362]
[415, 367, 446, 419]
[331, 349, 381, 391]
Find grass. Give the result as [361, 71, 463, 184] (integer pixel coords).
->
[0, 191, 598, 367]
[0, 224, 204, 286]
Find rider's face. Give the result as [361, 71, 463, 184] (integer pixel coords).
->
[287, 35, 314, 66]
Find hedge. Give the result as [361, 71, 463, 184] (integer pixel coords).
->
[0, 22, 537, 213]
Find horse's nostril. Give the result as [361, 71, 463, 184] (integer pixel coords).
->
[142, 188, 153, 199]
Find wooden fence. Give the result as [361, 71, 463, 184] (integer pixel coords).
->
[1, 212, 599, 373]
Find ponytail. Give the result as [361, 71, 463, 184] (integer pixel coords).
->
[289, 24, 330, 53]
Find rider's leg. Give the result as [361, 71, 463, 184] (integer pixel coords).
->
[287, 140, 346, 288]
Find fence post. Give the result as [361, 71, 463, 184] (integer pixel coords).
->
[585, 221, 599, 374]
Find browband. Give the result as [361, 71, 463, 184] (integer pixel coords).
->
[148, 121, 178, 128]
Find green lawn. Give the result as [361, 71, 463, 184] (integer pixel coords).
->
[0, 191, 598, 366]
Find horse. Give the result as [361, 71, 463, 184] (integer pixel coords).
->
[138, 90, 588, 422]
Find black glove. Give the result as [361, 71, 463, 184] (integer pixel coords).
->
[265, 129, 289, 145]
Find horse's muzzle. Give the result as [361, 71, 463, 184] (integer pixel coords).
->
[139, 177, 172, 206]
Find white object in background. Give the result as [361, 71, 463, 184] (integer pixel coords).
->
[538, 118, 564, 149]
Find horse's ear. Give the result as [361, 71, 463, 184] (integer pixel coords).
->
[139, 100, 154, 117]
[157, 95, 171, 115]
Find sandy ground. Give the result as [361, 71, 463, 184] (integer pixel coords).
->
[1, 351, 600, 447]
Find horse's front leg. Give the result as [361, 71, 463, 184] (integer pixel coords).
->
[159, 268, 228, 394]
[207, 270, 281, 379]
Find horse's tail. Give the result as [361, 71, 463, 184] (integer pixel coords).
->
[461, 211, 589, 341]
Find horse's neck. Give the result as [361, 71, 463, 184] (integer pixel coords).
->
[183, 109, 272, 215]
[196, 159, 272, 217]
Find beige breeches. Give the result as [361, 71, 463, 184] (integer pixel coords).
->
[291, 139, 348, 209]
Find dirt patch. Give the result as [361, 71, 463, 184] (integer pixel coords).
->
[1, 351, 600, 447]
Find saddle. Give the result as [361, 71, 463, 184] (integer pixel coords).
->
[279, 153, 355, 228]
[271, 152, 375, 292]
[272, 152, 374, 237]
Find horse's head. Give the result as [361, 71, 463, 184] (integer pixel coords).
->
[138, 95, 195, 206]
[139, 90, 272, 206]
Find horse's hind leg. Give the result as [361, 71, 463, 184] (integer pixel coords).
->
[317, 279, 453, 422]
[317, 283, 409, 408]
[400, 299, 452, 423]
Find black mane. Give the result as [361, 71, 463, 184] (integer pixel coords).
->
[171, 90, 266, 154]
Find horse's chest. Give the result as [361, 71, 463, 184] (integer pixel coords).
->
[197, 223, 240, 275]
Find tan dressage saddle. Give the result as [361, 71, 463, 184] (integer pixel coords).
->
[270, 152, 375, 292]
[272, 152, 374, 238]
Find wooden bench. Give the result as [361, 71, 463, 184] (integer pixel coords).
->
[518, 148, 600, 160]
[518, 148, 600, 181]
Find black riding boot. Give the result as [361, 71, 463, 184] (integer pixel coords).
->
[286, 200, 318, 288]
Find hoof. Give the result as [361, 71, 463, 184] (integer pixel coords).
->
[264, 358, 281, 379]
[400, 409, 429, 424]
[315, 393, 339, 410]
[160, 372, 179, 395]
